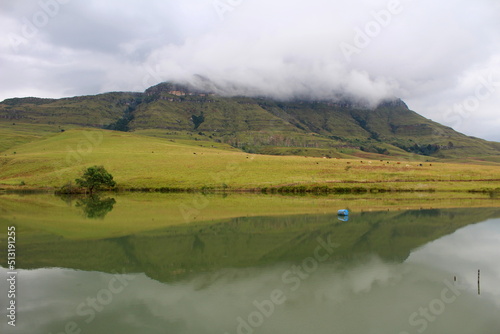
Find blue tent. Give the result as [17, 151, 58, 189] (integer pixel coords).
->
[337, 209, 349, 216]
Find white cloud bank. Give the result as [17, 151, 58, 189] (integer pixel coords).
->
[1, 0, 499, 139]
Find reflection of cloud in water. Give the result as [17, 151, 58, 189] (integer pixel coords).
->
[2, 253, 500, 334]
[407, 218, 500, 306]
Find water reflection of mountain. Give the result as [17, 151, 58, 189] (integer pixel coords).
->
[13, 208, 500, 283]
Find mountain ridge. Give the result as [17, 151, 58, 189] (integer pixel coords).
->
[1, 82, 500, 160]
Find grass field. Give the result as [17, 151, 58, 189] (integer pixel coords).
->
[0, 122, 76, 152]
[1, 126, 500, 192]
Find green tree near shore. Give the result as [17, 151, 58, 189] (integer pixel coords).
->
[75, 166, 116, 195]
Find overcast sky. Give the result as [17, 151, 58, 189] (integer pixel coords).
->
[1, 0, 499, 140]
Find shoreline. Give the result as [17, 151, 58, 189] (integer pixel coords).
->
[1, 183, 499, 195]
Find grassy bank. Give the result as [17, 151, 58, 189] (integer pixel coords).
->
[1, 128, 500, 193]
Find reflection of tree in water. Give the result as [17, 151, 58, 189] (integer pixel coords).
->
[75, 195, 116, 219]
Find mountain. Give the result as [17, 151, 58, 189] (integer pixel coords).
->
[1, 82, 500, 160]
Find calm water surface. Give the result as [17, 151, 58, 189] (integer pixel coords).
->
[0, 194, 499, 334]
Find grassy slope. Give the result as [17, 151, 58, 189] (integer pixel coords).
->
[0, 92, 139, 126]
[0, 122, 76, 152]
[1, 128, 500, 191]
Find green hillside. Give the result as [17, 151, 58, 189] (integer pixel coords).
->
[2, 82, 500, 160]
[1, 129, 500, 191]
[0, 92, 140, 126]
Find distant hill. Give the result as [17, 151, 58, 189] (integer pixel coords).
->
[2, 82, 500, 160]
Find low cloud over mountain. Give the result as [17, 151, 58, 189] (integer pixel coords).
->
[1, 0, 499, 139]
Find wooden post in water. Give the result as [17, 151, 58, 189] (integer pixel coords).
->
[478, 270, 481, 295]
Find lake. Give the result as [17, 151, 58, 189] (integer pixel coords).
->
[0, 193, 499, 334]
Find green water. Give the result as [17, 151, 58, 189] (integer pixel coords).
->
[0, 194, 499, 333]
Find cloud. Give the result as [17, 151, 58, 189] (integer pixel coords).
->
[3, 256, 500, 334]
[0, 0, 499, 139]
[407, 218, 500, 306]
